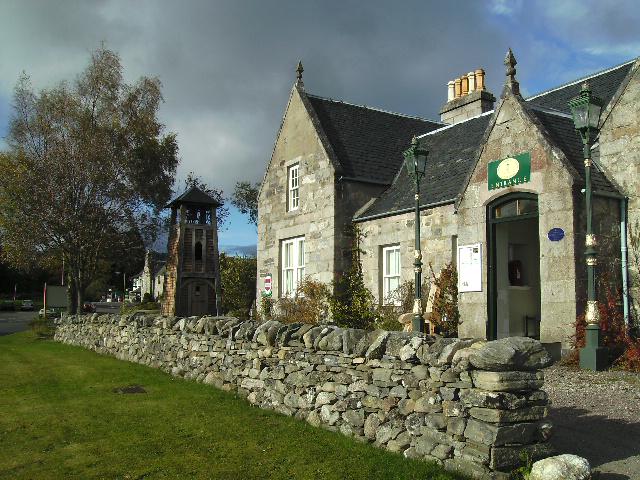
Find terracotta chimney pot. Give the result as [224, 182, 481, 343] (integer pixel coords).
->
[475, 68, 486, 90]
[461, 75, 469, 96]
[454, 77, 462, 98]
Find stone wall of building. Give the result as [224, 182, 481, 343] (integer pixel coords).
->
[257, 87, 338, 306]
[598, 60, 640, 319]
[358, 203, 458, 304]
[457, 93, 579, 349]
[574, 195, 623, 311]
[335, 180, 389, 276]
[55, 313, 555, 479]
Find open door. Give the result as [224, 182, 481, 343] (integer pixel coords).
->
[487, 193, 541, 340]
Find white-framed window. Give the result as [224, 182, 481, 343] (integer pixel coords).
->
[382, 245, 401, 305]
[288, 164, 299, 211]
[282, 236, 305, 297]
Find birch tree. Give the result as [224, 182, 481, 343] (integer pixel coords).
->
[0, 47, 178, 312]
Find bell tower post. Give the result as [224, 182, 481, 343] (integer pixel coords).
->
[161, 186, 222, 317]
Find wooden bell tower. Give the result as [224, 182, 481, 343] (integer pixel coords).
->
[161, 186, 222, 317]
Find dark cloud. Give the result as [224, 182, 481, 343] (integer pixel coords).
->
[0, 0, 637, 194]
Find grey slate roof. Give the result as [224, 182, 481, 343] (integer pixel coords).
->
[166, 186, 220, 208]
[526, 60, 634, 114]
[306, 94, 442, 184]
[528, 107, 617, 194]
[356, 113, 492, 219]
[354, 60, 633, 220]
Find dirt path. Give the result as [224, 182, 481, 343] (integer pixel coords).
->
[545, 365, 640, 480]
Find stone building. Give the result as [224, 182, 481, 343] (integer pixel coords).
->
[257, 52, 640, 354]
[162, 186, 223, 317]
[132, 250, 167, 301]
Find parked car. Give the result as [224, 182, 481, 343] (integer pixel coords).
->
[38, 308, 59, 318]
[20, 300, 34, 311]
[82, 302, 96, 313]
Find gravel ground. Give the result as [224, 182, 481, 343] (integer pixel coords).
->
[545, 364, 640, 480]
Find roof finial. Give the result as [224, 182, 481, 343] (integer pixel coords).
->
[504, 48, 520, 95]
[296, 60, 304, 86]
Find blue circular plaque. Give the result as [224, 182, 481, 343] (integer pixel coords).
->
[548, 228, 565, 242]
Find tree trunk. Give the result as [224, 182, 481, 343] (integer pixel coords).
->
[66, 273, 78, 314]
[76, 272, 84, 313]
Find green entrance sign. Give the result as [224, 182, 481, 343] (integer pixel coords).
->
[488, 152, 531, 190]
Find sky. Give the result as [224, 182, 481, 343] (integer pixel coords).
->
[0, 0, 639, 250]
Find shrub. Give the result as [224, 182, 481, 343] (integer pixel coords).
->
[142, 292, 154, 303]
[29, 315, 55, 339]
[429, 262, 460, 337]
[277, 278, 331, 325]
[374, 306, 404, 331]
[373, 281, 428, 332]
[259, 296, 274, 321]
[567, 276, 640, 371]
[616, 335, 640, 372]
[330, 225, 379, 330]
[219, 253, 256, 319]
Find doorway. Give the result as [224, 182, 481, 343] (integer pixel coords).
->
[487, 193, 541, 340]
[186, 281, 209, 317]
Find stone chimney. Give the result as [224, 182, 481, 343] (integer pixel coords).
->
[439, 68, 496, 124]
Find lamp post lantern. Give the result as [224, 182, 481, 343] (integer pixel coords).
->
[403, 137, 428, 333]
[568, 81, 608, 371]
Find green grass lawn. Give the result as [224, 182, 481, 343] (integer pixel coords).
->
[0, 332, 465, 480]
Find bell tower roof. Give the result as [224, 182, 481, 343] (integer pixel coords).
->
[165, 186, 220, 208]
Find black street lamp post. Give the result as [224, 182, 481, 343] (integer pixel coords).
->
[568, 81, 608, 371]
[403, 137, 428, 333]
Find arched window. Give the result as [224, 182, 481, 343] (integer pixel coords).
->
[195, 241, 203, 261]
[491, 195, 537, 220]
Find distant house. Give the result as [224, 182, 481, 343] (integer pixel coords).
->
[132, 250, 167, 301]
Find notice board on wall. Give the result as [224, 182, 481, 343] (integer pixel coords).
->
[458, 243, 482, 292]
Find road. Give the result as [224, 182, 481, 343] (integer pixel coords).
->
[0, 303, 122, 336]
[93, 302, 122, 313]
[0, 310, 37, 336]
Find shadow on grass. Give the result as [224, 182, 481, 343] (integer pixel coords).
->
[549, 406, 640, 480]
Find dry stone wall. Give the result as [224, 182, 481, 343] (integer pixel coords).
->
[55, 314, 555, 479]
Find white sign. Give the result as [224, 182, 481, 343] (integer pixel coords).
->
[263, 274, 272, 297]
[458, 243, 482, 292]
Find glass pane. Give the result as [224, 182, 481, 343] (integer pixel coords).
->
[384, 250, 391, 276]
[290, 166, 299, 188]
[284, 242, 292, 268]
[393, 249, 400, 276]
[494, 200, 517, 218]
[389, 276, 399, 294]
[285, 270, 293, 295]
[517, 199, 537, 215]
[589, 104, 601, 128]
[298, 239, 305, 267]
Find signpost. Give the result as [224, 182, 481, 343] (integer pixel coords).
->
[488, 152, 531, 190]
[547, 228, 565, 242]
[263, 274, 272, 297]
[458, 243, 482, 292]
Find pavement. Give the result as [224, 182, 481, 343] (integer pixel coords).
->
[546, 365, 640, 480]
[0, 310, 37, 335]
